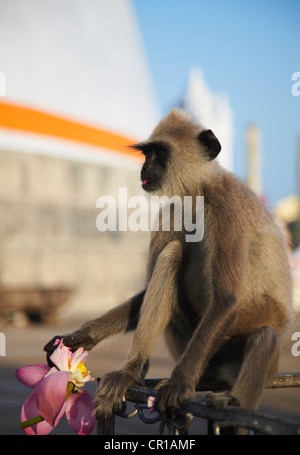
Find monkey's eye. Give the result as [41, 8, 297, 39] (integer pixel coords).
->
[141, 146, 158, 156]
[154, 146, 169, 168]
[133, 142, 169, 167]
[154, 150, 165, 166]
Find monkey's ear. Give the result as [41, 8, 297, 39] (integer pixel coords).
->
[198, 129, 221, 160]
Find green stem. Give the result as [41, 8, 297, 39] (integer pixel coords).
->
[20, 415, 44, 429]
[20, 382, 75, 430]
[65, 381, 75, 400]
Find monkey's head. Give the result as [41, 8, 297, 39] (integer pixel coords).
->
[132, 109, 221, 196]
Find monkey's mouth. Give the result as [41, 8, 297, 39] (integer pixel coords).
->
[141, 179, 157, 192]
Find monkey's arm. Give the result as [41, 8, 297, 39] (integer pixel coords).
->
[174, 295, 237, 383]
[43, 289, 146, 354]
[95, 240, 183, 418]
[154, 295, 238, 418]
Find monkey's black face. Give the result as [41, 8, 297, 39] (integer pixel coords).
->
[133, 142, 169, 193]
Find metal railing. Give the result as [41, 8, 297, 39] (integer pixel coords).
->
[97, 373, 300, 435]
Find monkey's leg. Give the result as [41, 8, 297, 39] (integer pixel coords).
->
[155, 295, 238, 419]
[95, 240, 183, 419]
[44, 290, 146, 354]
[206, 325, 279, 411]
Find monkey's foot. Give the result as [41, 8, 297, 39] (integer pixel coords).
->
[154, 381, 194, 421]
[205, 391, 240, 410]
[95, 370, 137, 420]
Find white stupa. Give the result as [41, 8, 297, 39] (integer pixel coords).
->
[0, 0, 160, 162]
[0, 0, 161, 315]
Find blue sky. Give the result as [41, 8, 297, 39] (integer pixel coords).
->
[133, 0, 300, 208]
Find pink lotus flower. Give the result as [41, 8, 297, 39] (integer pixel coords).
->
[16, 339, 96, 435]
[147, 396, 156, 414]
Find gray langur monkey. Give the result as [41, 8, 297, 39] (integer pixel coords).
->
[44, 108, 292, 426]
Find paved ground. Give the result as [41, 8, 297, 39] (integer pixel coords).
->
[0, 315, 299, 435]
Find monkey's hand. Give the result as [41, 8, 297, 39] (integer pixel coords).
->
[154, 380, 195, 421]
[43, 326, 96, 363]
[95, 370, 138, 420]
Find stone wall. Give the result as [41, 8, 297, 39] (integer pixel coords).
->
[0, 148, 149, 320]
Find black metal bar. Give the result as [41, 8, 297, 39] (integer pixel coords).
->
[96, 373, 300, 435]
[97, 413, 115, 435]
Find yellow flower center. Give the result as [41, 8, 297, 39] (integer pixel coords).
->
[67, 357, 90, 387]
[77, 361, 90, 378]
